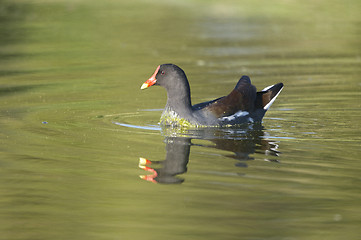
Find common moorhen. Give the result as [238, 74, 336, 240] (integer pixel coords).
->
[141, 64, 283, 127]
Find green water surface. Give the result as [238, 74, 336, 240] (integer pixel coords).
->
[1, 0, 361, 239]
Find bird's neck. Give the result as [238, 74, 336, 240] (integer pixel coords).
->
[165, 92, 192, 116]
[164, 79, 193, 114]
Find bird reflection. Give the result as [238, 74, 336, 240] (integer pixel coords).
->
[139, 124, 280, 184]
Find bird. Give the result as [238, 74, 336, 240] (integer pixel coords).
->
[140, 64, 283, 127]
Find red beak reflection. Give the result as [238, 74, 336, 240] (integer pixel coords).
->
[139, 157, 158, 183]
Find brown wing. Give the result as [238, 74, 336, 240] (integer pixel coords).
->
[203, 76, 257, 118]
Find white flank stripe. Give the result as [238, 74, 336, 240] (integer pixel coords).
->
[221, 110, 249, 121]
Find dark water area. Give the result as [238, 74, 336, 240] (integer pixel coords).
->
[1, 0, 360, 239]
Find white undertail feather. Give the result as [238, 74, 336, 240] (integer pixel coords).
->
[261, 84, 275, 91]
[263, 85, 284, 110]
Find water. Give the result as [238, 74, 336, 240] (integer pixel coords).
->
[1, 0, 361, 239]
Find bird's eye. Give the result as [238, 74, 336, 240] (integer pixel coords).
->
[160, 71, 165, 75]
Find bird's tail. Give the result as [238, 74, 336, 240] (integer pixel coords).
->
[255, 83, 284, 110]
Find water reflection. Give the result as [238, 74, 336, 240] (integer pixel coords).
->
[0, 0, 28, 76]
[139, 125, 280, 184]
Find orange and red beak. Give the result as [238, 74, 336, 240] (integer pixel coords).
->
[140, 65, 160, 90]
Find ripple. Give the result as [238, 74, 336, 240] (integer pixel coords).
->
[107, 110, 293, 141]
[113, 122, 161, 131]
